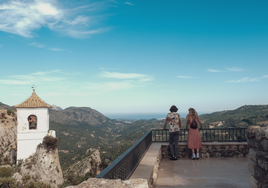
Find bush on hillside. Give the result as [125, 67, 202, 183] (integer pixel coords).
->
[42, 136, 59, 151]
[23, 180, 52, 188]
[0, 167, 12, 178]
[7, 110, 15, 116]
[0, 177, 17, 188]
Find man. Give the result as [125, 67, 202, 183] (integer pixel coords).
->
[164, 105, 181, 160]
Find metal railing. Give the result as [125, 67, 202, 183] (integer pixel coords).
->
[96, 130, 152, 180]
[152, 128, 247, 142]
[96, 128, 247, 180]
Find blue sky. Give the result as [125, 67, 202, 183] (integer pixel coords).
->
[0, 0, 268, 116]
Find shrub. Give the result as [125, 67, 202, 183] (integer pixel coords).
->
[42, 136, 59, 151]
[0, 177, 17, 188]
[7, 110, 14, 116]
[99, 158, 109, 170]
[22, 175, 31, 184]
[24, 180, 52, 188]
[0, 167, 12, 178]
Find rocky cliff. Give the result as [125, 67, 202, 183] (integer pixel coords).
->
[13, 140, 64, 188]
[66, 178, 148, 188]
[0, 109, 17, 165]
[63, 148, 101, 184]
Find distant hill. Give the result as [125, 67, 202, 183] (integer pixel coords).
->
[199, 105, 268, 128]
[49, 106, 117, 126]
[48, 106, 129, 169]
[0, 102, 15, 110]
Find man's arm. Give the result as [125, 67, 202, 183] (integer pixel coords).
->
[179, 118, 181, 128]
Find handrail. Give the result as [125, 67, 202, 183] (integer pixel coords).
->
[96, 130, 152, 180]
[152, 128, 247, 142]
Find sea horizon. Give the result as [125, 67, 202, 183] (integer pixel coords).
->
[105, 113, 188, 120]
[105, 111, 210, 120]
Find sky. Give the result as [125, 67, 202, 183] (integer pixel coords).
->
[0, 0, 268, 117]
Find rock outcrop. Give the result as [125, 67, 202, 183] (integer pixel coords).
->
[12, 142, 64, 188]
[66, 178, 148, 188]
[64, 148, 101, 179]
[0, 109, 17, 165]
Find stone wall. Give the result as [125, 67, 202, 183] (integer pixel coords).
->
[161, 142, 249, 159]
[247, 126, 268, 188]
[149, 145, 162, 188]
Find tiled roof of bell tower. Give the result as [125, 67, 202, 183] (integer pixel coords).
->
[14, 89, 52, 108]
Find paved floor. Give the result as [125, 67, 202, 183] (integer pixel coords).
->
[156, 157, 250, 188]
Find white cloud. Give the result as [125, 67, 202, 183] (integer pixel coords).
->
[100, 71, 153, 82]
[84, 81, 131, 91]
[226, 67, 245, 72]
[0, 0, 62, 37]
[227, 77, 261, 83]
[263, 75, 268, 78]
[30, 70, 61, 76]
[29, 42, 45, 48]
[176, 76, 196, 79]
[5, 70, 65, 85]
[207, 69, 221, 72]
[29, 42, 65, 52]
[0, 70, 152, 98]
[64, 15, 89, 26]
[65, 28, 108, 39]
[49, 47, 64, 51]
[126, 2, 133, 5]
[0, 80, 29, 85]
[0, 0, 108, 38]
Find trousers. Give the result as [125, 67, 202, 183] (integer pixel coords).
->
[169, 131, 179, 157]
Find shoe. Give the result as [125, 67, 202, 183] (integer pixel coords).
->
[173, 156, 178, 160]
[169, 156, 174, 160]
[196, 153, 199, 160]
[192, 153, 196, 160]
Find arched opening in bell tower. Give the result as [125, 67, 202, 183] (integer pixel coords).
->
[28, 115, 37, 130]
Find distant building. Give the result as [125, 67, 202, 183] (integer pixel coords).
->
[15, 89, 55, 161]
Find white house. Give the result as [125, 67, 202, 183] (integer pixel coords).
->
[15, 89, 55, 161]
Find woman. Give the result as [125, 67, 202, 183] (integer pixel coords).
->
[163, 105, 181, 160]
[186, 108, 202, 160]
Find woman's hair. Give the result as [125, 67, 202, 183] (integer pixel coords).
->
[169, 105, 178, 112]
[188, 108, 198, 120]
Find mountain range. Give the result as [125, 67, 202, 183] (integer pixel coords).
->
[1, 102, 268, 170]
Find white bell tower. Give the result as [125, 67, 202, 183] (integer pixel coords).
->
[15, 89, 52, 161]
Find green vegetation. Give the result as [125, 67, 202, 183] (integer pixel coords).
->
[200, 105, 268, 128]
[0, 174, 52, 188]
[0, 167, 12, 178]
[0, 177, 17, 188]
[42, 136, 60, 151]
[7, 110, 15, 116]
